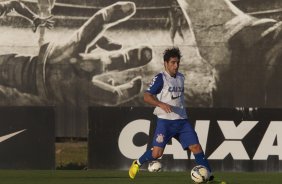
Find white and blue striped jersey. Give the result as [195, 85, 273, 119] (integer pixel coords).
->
[146, 71, 187, 120]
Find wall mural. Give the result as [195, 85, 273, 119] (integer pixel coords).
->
[0, 0, 281, 136]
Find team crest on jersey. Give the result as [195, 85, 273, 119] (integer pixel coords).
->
[156, 134, 165, 143]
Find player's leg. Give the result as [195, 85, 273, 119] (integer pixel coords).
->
[141, 118, 172, 164]
[129, 146, 163, 179]
[129, 118, 171, 179]
[181, 123, 226, 183]
[189, 144, 212, 172]
[137, 146, 163, 165]
[177, 119, 213, 179]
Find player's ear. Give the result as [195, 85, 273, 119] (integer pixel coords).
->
[163, 61, 166, 68]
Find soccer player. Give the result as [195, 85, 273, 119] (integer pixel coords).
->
[0, 0, 54, 32]
[128, 47, 214, 182]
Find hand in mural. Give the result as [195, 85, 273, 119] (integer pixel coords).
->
[37, 2, 152, 105]
[178, 0, 282, 107]
[0, 0, 54, 32]
[32, 15, 54, 32]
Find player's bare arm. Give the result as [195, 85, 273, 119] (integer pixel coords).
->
[144, 92, 172, 113]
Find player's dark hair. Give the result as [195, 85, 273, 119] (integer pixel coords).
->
[163, 47, 182, 62]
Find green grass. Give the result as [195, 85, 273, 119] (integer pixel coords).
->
[56, 142, 87, 169]
[0, 170, 281, 184]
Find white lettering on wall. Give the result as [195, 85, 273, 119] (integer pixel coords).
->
[118, 119, 282, 161]
[253, 121, 282, 160]
[208, 121, 258, 160]
[118, 119, 150, 159]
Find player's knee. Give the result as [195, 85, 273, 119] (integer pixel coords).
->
[189, 144, 202, 154]
[152, 152, 162, 159]
[152, 149, 163, 159]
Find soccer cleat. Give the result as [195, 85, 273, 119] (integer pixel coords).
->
[129, 160, 140, 179]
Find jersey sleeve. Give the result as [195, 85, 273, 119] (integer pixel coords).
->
[146, 73, 163, 95]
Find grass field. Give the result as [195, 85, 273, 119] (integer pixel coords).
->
[0, 170, 281, 184]
[56, 142, 87, 169]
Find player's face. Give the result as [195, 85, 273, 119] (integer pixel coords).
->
[164, 56, 180, 77]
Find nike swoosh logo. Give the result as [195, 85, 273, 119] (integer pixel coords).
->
[0, 129, 26, 143]
[171, 95, 181, 99]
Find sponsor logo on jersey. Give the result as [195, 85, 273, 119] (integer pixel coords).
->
[168, 87, 184, 92]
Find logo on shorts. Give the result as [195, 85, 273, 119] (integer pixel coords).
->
[156, 134, 164, 143]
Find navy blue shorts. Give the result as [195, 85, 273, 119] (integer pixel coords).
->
[152, 118, 199, 150]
